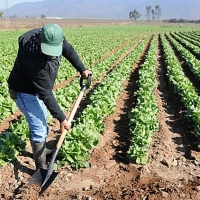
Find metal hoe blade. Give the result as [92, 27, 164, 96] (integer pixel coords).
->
[39, 170, 58, 196]
[27, 168, 58, 196]
[41, 147, 59, 187]
[27, 169, 45, 186]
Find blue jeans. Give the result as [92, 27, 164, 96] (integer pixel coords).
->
[15, 92, 48, 143]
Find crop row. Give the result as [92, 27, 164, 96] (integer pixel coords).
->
[161, 33, 200, 141]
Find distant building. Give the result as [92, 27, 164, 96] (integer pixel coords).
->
[46, 17, 62, 19]
[36, 17, 63, 19]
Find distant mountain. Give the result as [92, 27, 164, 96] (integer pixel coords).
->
[3, 0, 200, 20]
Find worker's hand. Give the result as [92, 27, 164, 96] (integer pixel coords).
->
[82, 69, 92, 79]
[60, 119, 71, 133]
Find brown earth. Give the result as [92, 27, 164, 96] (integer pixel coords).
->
[0, 18, 132, 30]
[1, 19, 200, 200]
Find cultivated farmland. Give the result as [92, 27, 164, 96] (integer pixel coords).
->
[1, 20, 200, 199]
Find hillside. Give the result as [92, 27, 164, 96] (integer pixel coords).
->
[3, 0, 200, 20]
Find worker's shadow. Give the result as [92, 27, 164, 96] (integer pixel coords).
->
[12, 151, 35, 177]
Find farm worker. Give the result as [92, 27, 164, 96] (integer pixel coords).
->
[7, 23, 92, 170]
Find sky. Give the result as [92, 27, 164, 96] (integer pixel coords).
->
[0, 0, 42, 9]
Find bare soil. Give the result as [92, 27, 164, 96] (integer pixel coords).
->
[0, 18, 132, 30]
[1, 19, 200, 200]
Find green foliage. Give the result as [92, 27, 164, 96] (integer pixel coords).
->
[1, 25, 200, 168]
[0, 131, 26, 166]
[41, 14, 46, 19]
[127, 36, 159, 164]
[129, 9, 141, 20]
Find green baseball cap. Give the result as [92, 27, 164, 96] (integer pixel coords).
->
[41, 24, 64, 56]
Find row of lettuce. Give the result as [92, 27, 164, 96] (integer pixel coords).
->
[127, 35, 159, 164]
[163, 32, 200, 142]
[1, 25, 200, 167]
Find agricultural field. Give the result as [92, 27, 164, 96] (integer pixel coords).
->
[1, 19, 200, 199]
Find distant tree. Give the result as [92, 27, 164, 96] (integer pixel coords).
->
[151, 9, 155, 21]
[155, 5, 161, 21]
[41, 14, 46, 19]
[129, 9, 141, 21]
[9, 15, 17, 18]
[146, 6, 151, 21]
[0, 11, 3, 18]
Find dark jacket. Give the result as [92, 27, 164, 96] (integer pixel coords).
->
[7, 28, 86, 122]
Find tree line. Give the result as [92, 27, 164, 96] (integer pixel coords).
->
[129, 5, 161, 21]
[129, 5, 200, 24]
[163, 18, 200, 24]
